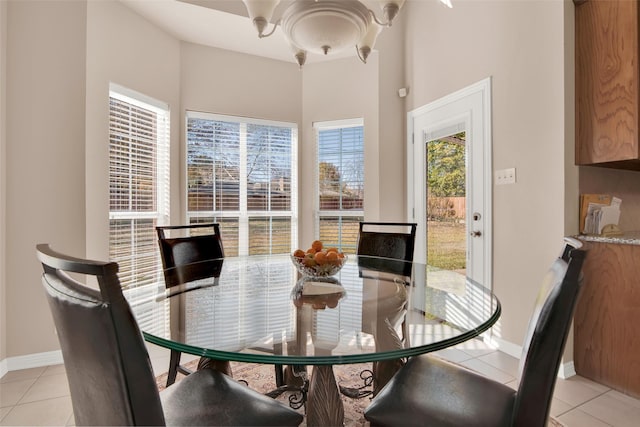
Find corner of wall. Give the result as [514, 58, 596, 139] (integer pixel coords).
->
[0, 0, 8, 364]
[562, 0, 578, 366]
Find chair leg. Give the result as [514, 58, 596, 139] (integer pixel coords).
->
[166, 349, 181, 387]
[372, 358, 405, 396]
[275, 364, 285, 387]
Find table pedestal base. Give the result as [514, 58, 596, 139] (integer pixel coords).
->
[306, 365, 344, 427]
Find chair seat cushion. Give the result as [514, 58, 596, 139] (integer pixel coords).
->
[160, 367, 303, 426]
[364, 355, 516, 427]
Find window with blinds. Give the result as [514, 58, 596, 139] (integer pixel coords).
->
[315, 119, 364, 253]
[186, 112, 298, 256]
[108, 85, 170, 293]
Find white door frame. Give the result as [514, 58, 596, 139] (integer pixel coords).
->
[407, 77, 492, 289]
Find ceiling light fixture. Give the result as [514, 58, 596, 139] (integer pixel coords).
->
[242, 0, 407, 68]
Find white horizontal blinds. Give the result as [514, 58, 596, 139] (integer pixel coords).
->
[316, 119, 364, 253]
[187, 118, 241, 211]
[246, 124, 292, 211]
[186, 112, 297, 256]
[319, 216, 362, 252]
[108, 87, 170, 292]
[248, 217, 291, 255]
[246, 123, 294, 255]
[187, 116, 241, 255]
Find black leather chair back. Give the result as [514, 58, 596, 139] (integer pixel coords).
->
[363, 238, 587, 427]
[157, 223, 224, 287]
[357, 222, 417, 276]
[36, 244, 165, 426]
[357, 222, 417, 261]
[512, 241, 586, 426]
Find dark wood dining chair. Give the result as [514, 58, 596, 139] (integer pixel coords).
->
[35, 243, 304, 427]
[364, 238, 587, 427]
[156, 223, 225, 386]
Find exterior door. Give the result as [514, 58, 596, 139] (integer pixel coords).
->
[407, 78, 492, 288]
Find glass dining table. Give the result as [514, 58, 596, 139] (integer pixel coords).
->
[125, 254, 501, 427]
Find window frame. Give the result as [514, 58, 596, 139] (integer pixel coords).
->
[185, 111, 299, 256]
[314, 118, 364, 253]
[107, 83, 171, 335]
[107, 83, 170, 294]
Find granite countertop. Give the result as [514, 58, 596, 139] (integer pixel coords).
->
[577, 231, 640, 246]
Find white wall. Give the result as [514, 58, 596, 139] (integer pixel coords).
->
[373, 10, 408, 222]
[563, 0, 579, 365]
[5, 0, 87, 357]
[300, 56, 379, 245]
[179, 42, 302, 224]
[298, 14, 407, 247]
[1, 0, 8, 365]
[403, 0, 573, 349]
[85, 0, 182, 261]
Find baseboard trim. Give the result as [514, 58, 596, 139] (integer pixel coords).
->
[558, 361, 576, 379]
[488, 336, 576, 379]
[0, 358, 7, 378]
[488, 335, 522, 359]
[1, 350, 63, 375]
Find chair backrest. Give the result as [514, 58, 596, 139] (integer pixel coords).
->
[356, 222, 417, 276]
[512, 238, 587, 426]
[356, 222, 417, 261]
[36, 244, 165, 426]
[156, 223, 224, 287]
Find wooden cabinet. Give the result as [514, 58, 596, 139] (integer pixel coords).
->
[575, 0, 640, 170]
[574, 241, 640, 398]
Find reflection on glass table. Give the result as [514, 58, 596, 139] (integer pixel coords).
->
[125, 254, 501, 427]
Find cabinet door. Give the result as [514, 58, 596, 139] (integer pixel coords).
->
[574, 242, 640, 398]
[575, 0, 640, 168]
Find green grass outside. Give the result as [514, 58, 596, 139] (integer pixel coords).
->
[427, 220, 466, 271]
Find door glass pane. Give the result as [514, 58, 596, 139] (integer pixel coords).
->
[426, 132, 467, 276]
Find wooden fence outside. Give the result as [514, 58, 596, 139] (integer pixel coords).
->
[427, 196, 466, 220]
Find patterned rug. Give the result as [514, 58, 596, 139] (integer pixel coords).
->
[156, 359, 565, 426]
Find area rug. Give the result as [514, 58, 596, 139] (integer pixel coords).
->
[156, 360, 565, 426]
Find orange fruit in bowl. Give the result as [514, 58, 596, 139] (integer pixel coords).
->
[325, 250, 339, 265]
[306, 247, 317, 255]
[293, 249, 306, 258]
[311, 240, 323, 252]
[314, 251, 327, 265]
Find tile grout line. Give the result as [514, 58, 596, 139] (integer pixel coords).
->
[5, 356, 640, 427]
[2, 366, 61, 414]
[565, 390, 617, 426]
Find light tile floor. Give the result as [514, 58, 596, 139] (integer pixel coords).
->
[2, 340, 640, 426]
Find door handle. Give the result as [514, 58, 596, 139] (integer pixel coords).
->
[470, 230, 482, 237]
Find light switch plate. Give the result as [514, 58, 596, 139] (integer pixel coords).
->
[495, 168, 516, 185]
